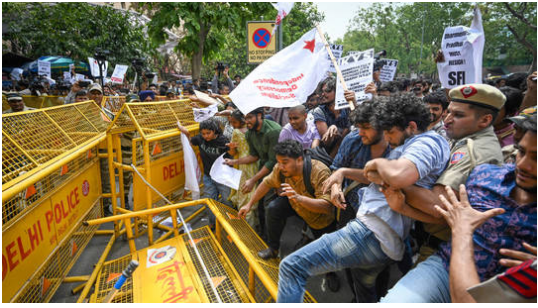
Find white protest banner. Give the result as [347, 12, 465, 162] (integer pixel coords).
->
[193, 104, 219, 123]
[194, 90, 221, 105]
[87, 57, 109, 78]
[63, 71, 71, 81]
[230, 28, 331, 115]
[328, 44, 344, 73]
[379, 59, 399, 82]
[334, 49, 374, 110]
[209, 154, 242, 190]
[76, 73, 85, 81]
[180, 130, 202, 199]
[38, 60, 51, 78]
[437, 6, 484, 89]
[272, 2, 294, 34]
[111, 64, 129, 84]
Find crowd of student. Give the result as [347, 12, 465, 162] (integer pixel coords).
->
[183, 70, 536, 303]
[3, 64, 536, 303]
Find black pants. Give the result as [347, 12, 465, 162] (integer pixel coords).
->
[265, 196, 335, 251]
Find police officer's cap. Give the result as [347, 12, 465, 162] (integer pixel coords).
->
[449, 84, 506, 111]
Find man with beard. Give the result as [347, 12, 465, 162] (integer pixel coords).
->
[224, 107, 281, 238]
[238, 140, 335, 260]
[382, 115, 536, 303]
[393, 84, 506, 263]
[321, 100, 392, 301]
[278, 105, 320, 150]
[425, 90, 449, 141]
[276, 93, 450, 302]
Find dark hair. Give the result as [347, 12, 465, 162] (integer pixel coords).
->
[75, 90, 88, 97]
[231, 109, 245, 124]
[499, 86, 523, 117]
[321, 76, 336, 92]
[349, 100, 377, 126]
[183, 86, 195, 95]
[234, 74, 241, 79]
[423, 90, 449, 110]
[373, 92, 431, 132]
[274, 139, 303, 159]
[200, 81, 209, 92]
[149, 83, 157, 88]
[199, 118, 221, 135]
[225, 101, 236, 109]
[395, 77, 411, 91]
[247, 107, 265, 116]
[377, 81, 399, 94]
[521, 114, 537, 133]
[505, 72, 528, 91]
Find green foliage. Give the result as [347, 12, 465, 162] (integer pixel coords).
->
[2, 2, 154, 75]
[142, 2, 274, 80]
[340, 2, 536, 77]
[202, 2, 325, 81]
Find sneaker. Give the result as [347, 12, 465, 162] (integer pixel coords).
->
[321, 272, 340, 292]
[257, 248, 279, 260]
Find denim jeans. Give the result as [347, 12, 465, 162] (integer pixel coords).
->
[277, 219, 391, 302]
[202, 174, 232, 225]
[380, 254, 450, 303]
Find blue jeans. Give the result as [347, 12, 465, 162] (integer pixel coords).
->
[380, 254, 450, 303]
[277, 219, 391, 302]
[202, 175, 232, 225]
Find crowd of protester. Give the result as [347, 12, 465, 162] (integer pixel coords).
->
[2, 61, 536, 303]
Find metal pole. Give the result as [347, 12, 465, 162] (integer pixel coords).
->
[278, 19, 283, 51]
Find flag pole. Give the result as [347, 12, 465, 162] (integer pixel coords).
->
[315, 25, 355, 110]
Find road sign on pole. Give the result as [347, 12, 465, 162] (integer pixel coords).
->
[247, 21, 276, 64]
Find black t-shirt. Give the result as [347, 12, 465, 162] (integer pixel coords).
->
[191, 134, 230, 175]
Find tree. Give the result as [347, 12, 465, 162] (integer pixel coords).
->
[140, 2, 274, 80]
[2, 2, 153, 76]
[339, 2, 535, 77]
[202, 2, 325, 81]
[481, 2, 536, 73]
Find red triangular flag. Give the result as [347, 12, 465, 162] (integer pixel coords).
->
[60, 164, 69, 176]
[211, 276, 227, 288]
[87, 149, 93, 159]
[106, 273, 122, 283]
[71, 240, 78, 257]
[227, 235, 233, 243]
[25, 185, 37, 199]
[152, 142, 162, 155]
[41, 276, 51, 298]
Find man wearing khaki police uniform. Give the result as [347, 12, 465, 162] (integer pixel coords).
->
[401, 83, 506, 262]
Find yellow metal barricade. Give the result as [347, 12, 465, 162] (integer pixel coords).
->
[2, 101, 110, 302]
[82, 199, 316, 303]
[105, 99, 200, 244]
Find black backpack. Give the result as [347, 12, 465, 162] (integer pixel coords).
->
[279, 147, 333, 197]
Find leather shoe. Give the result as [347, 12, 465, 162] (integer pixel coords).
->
[257, 248, 279, 260]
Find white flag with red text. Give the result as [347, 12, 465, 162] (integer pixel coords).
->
[230, 28, 330, 115]
[272, 2, 294, 34]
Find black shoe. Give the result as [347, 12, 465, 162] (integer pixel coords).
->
[257, 248, 279, 260]
[321, 272, 340, 292]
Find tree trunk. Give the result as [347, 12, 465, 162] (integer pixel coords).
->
[191, 23, 210, 80]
